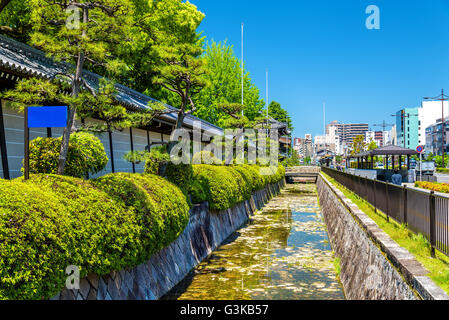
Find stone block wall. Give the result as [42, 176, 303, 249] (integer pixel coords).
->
[53, 179, 285, 300]
[317, 174, 449, 300]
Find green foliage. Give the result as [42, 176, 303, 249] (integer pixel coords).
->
[192, 150, 221, 165]
[268, 101, 293, 131]
[93, 173, 190, 256]
[367, 141, 378, 151]
[434, 155, 448, 168]
[124, 146, 170, 175]
[193, 40, 265, 125]
[437, 168, 449, 174]
[190, 164, 285, 211]
[350, 134, 367, 156]
[27, 132, 108, 178]
[0, 173, 189, 300]
[165, 162, 194, 192]
[281, 152, 301, 167]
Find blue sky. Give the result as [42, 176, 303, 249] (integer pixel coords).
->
[190, 0, 449, 139]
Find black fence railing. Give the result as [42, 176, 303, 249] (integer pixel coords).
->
[321, 167, 449, 258]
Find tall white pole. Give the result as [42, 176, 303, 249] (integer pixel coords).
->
[266, 69, 269, 119]
[323, 102, 326, 136]
[241, 22, 244, 117]
[266, 70, 269, 134]
[323, 102, 326, 153]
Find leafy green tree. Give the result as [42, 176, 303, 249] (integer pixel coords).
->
[350, 134, 367, 155]
[127, 0, 208, 152]
[2, 0, 136, 175]
[0, 0, 31, 42]
[268, 101, 293, 131]
[367, 140, 378, 151]
[193, 40, 265, 125]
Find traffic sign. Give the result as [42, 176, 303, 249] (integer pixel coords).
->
[416, 146, 424, 153]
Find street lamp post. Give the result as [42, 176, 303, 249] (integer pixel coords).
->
[424, 90, 449, 168]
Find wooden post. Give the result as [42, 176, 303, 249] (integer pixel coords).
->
[403, 185, 408, 225]
[0, 99, 10, 180]
[429, 191, 436, 258]
[108, 130, 115, 173]
[130, 127, 135, 174]
[385, 181, 390, 222]
[24, 107, 29, 180]
[47, 127, 52, 138]
[374, 179, 377, 213]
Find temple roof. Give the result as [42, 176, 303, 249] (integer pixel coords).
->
[349, 145, 419, 158]
[0, 34, 223, 135]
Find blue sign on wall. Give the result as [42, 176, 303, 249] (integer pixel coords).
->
[27, 106, 68, 128]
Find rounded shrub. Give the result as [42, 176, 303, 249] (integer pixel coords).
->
[0, 173, 190, 300]
[165, 161, 193, 192]
[93, 173, 190, 257]
[27, 132, 108, 178]
[0, 178, 71, 300]
[192, 151, 221, 165]
[189, 164, 286, 210]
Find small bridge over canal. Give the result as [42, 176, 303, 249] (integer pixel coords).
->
[285, 166, 321, 183]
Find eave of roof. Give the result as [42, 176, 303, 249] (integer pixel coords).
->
[348, 145, 418, 158]
[0, 34, 223, 135]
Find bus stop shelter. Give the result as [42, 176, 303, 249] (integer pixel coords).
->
[346, 145, 418, 170]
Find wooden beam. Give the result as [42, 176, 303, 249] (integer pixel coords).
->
[108, 130, 115, 173]
[130, 127, 135, 174]
[0, 99, 10, 179]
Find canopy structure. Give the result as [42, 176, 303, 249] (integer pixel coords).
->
[346, 145, 418, 170]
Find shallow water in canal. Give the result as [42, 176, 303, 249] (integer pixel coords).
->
[163, 184, 345, 300]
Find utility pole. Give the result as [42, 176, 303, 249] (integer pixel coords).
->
[241, 22, 244, 117]
[373, 120, 394, 146]
[323, 102, 327, 155]
[424, 89, 449, 168]
[266, 69, 269, 120]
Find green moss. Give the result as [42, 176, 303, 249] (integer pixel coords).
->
[322, 172, 449, 295]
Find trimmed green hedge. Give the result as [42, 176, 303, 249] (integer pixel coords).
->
[190, 164, 285, 211]
[27, 132, 108, 178]
[0, 162, 284, 299]
[0, 173, 189, 300]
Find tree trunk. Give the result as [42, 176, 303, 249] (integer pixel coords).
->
[167, 108, 185, 155]
[0, 0, 12, 13]
[57, 7, 87, 175]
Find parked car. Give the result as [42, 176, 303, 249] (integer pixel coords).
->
[415, 161, 435, 176]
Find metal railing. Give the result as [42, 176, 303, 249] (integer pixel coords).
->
[321, 167, 449, 258]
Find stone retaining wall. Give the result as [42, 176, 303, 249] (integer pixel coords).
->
[53, 179, 285, 300]
[317, 173, 449, 300]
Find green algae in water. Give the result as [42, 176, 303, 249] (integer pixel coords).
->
[162, 184, 345, 300]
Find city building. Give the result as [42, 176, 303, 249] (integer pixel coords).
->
[293, 135, 313, 159]
[425, 117, 449, 155]
[395, 107, 420, 149]
[387, 125, 397, 146]
[365, 130, 386, 147]
[396, 101, 449, 150]
[304, 134, 314, 158]
[326, 121, 369, 146]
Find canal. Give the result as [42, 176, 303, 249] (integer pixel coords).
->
[163, 183, 345, 300]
